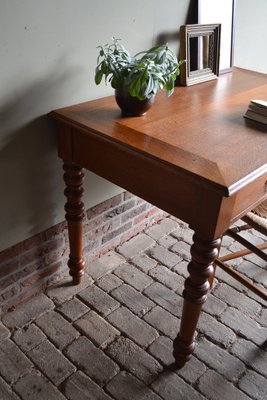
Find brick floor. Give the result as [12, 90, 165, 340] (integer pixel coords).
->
[1, 216, 266, 399]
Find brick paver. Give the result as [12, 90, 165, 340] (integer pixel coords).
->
[12, 323, 46, 352]
[0, 321, 10, 340]
[0, 339, 33, 383]
[106, 306, 158, 347]
[147, 244, 182, 268]
[2, 293, 54, 328]
[148, 335, 175, 366]
[1, 215, 266, 400]
[148, 264, 184, 290]
[198, 311, 236, 348]
[106, 337, 163, 384]
[143, 306, 180, 339]
[132, 253, 157, 272]
[146, 218, 178, 240]
[171, 224, 193, 244]
[198, 370, 251, 400]
[215, 266, 249, 292]
[202, 292, 227, 316]
[143, 282, 184, 317]
[118, 233, 155, 258]
[57, 297, 90, 322]
[220, 307, 267, 346]
[78, 284, 120, 316]
[172, 259, 189, 278]
[230, 338, 267, 378]
[114, 263, 153, 290]
[195, 338, 246, 382]
[213, 282, 261, 317]
[111, 283, 155, 317]
[86, 251, 125, 280]
[46, 274, 93, 305]
[151, 371, 205, 400]
[158, 234, 177, 248]
[238, 370, 267, 400]
[63, 370, 112, 400]
[238, 260, 267, 287]
[177, 355, 207, 384]
[65, 336, 119, 385]
[74, 310, 120, 348]
[0, 375, 20, 399]
[28, 339, 75, 385]
[13, 370, 66, 400]
[35, 310, 79, 349]
[170, 240, 192, 261]
[106, 370, 162, 400]
[96, 273, 123, 293]
[256, 307, 267, 327]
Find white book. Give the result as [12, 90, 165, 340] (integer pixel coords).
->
[250, 99, 267, 109]
[248, 104, 267, 117]
[244, 109, 267, 125]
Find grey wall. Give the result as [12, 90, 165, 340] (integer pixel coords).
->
[235, 0, 267, 73]
[0, 0, 191, 251]
[1, 0, 266, 252]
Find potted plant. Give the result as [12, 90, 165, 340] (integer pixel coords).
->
[95, 38, 183, 116]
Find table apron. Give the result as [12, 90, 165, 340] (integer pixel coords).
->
[58, 128, 260, 239]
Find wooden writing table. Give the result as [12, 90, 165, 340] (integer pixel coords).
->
[51, 68, 267, 367]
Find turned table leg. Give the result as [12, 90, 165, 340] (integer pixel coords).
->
[63, 163, 85, 284]
[173, 233, 221, 367]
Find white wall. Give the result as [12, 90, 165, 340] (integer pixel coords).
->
[235, 0, 267, 73]
[0, 0, 191, 251]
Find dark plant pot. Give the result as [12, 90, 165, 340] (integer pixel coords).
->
[115, 89, 155, 116]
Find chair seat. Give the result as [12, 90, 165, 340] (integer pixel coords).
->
[242, 211, 267, 237]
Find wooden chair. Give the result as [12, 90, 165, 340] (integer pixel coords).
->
[214, 199, 267, 301]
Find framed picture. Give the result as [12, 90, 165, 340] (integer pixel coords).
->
[179, 24, 221, 86]
[198, 0, 236, 73]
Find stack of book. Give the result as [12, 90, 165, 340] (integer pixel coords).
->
[244, 99, 267, 125]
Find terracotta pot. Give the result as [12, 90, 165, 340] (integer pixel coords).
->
[115, 89, 155, 116]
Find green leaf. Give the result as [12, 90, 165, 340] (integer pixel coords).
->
[166, 87, 174, 97]
[144, 74, 153, 97]
[111, 76, 120, 89]
[95, 68, 103, 85]
[165, 79, 173, 91]
[129, 79, 137, 97]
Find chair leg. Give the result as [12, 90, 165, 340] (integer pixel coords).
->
[208, 263, 217, 290]
[226, 229, 267, 262]
[209, 238, 223, 290]
[220, 242, 267, 262]
[215, 222, 267, 301]
[215, 259, 267, 301]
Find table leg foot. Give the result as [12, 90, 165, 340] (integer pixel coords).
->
[173, 335, 196, 367]
[63, 163, 85, 284]
[68, 255, 85, 285]
[173, 233, 221, 367]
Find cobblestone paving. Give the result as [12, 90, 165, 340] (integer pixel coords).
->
[1, 217, 266, 400]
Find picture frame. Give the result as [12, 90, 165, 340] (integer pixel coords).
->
[198, 0, 236, 73]
[179, 23, 221, 86]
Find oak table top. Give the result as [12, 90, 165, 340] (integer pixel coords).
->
[51, 67, 267, 367]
